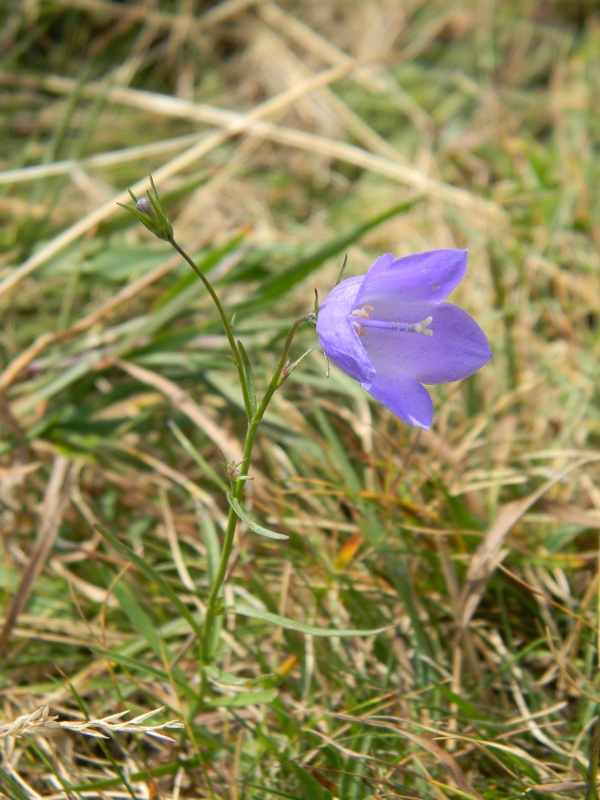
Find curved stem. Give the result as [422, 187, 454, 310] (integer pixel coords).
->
[169, 238, 253, 420]
[198, 314, 313, 700]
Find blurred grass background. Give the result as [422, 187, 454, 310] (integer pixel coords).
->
[1, 0, 600, 798]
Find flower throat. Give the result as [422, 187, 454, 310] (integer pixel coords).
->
[350, 305, 433, 337]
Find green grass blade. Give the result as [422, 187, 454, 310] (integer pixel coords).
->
[94, 524, 204, 641]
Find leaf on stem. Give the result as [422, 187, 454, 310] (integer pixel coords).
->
[237, 340, 257, 416]
[226, 494, 288, 540]
[235, 602, 392, 637]
[278, 347, 315, 387]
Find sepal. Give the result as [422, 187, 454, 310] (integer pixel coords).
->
[118, 175, 173, 241]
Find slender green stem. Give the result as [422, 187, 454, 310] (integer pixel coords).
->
[132, 196, 314, 703]
[169, 238, 253, 420]
[198, 314, 313, 700]
[167, 231, 314, 702]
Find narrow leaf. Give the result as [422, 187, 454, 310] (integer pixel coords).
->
[234, 602, 391, 637]
[88, 646, 195, 698]
[237, 197, 423, 314]
[205, 688, 278, 708]
[110, 578, 168, 660]
[237, 339, 257, 416]
[0, 765, 32, 800]
[94, 524, 203, 640]
[168, 419, 228, 491]
[203, 665, 273, 686]
[278, 347, 315, 387]
[227, 494, 289, 540]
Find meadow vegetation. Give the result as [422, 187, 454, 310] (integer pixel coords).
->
[1, 1, 599, 798]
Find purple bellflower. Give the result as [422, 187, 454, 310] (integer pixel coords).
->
[315, 250, 492, 429]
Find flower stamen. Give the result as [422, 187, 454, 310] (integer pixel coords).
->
[350, 310, 433, 337]
[350, 305, 373, 319]
[352, 321, 368, 337]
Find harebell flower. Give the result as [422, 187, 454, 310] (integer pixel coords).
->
[316, 250, 492, 429]
[120, 179, 492, 706]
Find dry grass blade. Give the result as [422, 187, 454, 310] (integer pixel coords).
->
[538, 499, 600, 529]
[0, 59, 504, 298]
[457, 456, 600, 634]
[0, 62, 355, 297]
[112, 358, 243, 463]
[48, 72, 501, 214]
[316, 712, 484, 799]
[0, 455, 71, 655]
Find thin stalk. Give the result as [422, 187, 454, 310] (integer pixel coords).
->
[198, 314, 313, 700]
[169, 238, 253, 420]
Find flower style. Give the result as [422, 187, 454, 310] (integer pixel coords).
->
[316, 250, 492, 429]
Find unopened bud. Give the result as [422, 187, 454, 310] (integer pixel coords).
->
[118, 175, 174, 241]
[136, 197, 154, 217]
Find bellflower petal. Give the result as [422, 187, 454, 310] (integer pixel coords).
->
[316, 249, 492, 429]
[316, 276, 375, 385]
[362, 302, 492, 385]
[367, 373, 434, 429]
[355, 249, 467, 306]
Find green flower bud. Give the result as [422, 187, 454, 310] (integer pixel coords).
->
[118, 175, 173, 241]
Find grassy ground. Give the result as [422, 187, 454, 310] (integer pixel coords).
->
[1, 1, 600, 798]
